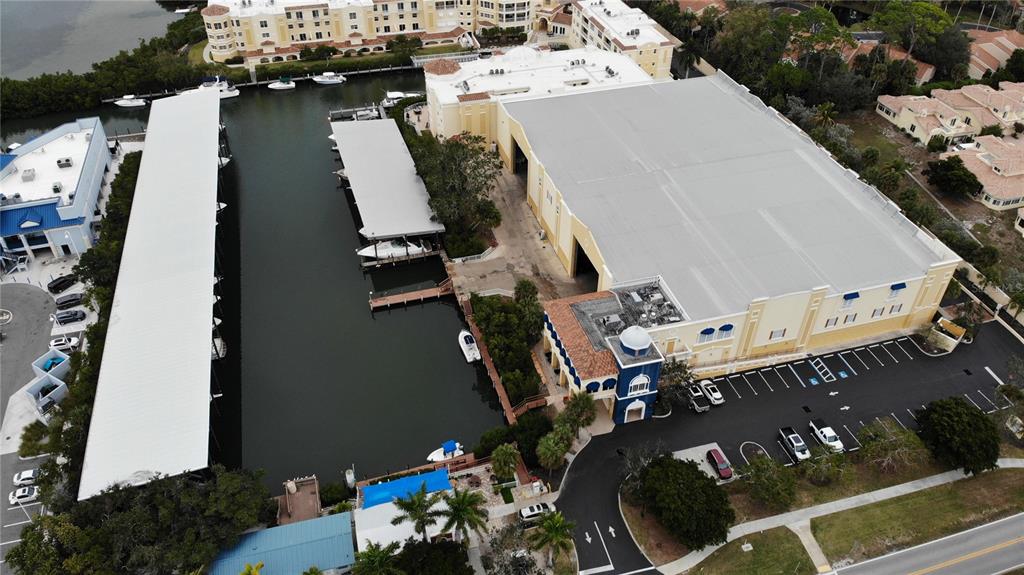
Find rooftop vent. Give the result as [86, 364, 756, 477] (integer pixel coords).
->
[57, 157, 73, 168]
[21, 168, 36, 182]
[52, 182, 63, 194]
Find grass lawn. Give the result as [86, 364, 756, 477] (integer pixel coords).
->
[840, 111, 905, 168]
[620, 498, 688, 566]
[690, 527, 814, 575]
[811, 468, 1024, 565]
[187, 41, 207, 66]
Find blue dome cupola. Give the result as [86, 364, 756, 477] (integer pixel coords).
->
[619, 325, 652, 357]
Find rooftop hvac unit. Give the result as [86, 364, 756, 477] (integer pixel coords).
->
[12, 193, 22, 203]
[21, 168, 36, 182]
[52, 182, 63, 194]
[57, 157, 73, 168]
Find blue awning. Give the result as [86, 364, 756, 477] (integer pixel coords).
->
[700, 327, 715, 335]
[719, 324, 733, 331]
[441, 440, 458, 453]
[890, 282, 906, 291]
[843, 292, 860, 300]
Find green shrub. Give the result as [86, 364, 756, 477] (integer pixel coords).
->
[320, 482, 352, 507]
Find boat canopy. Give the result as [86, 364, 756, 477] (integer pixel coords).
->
[442, 440, 459, 453]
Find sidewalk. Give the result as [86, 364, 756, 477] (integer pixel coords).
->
[658, 458, 1024, 574]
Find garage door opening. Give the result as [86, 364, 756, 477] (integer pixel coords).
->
[512, 138, 528, 179]
[573, 239, 598, 292]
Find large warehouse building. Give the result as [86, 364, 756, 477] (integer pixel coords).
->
[486, 75, 960, 423]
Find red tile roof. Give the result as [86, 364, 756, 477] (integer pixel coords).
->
[201, 4, 230, 16]
[423, 58, 462, 76]
[457, 92, 490, 102]
[545, 292, 618, 380]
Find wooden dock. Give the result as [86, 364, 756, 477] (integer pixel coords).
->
[369, 278, 453, 310]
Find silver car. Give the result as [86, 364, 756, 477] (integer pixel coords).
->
[699, 380, 725, 405]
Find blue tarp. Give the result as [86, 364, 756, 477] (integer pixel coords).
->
[0, 154, 16, 171]
[1, 201, 84, 237]
[362, 469, 450, 509]
[207, 512, 355, 575]
[442, 440, 458, 453]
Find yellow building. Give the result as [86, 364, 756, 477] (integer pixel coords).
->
[423, 45, 658, 140]
[202, 0, 474, 64]
[496, 75, 960, 375]
[566, 0, 679, 79]
[875, 94, 976, 144]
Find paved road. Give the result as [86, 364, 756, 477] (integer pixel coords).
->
[837, 513, 1024, 575]
[557, 322, 1024, 575]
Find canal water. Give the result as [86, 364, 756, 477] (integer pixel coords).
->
[1, 1, 182, 80]
[1, 73, 503, 489]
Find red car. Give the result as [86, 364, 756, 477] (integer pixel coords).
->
[706, 448, 733, 480]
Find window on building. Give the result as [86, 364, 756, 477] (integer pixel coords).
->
[382, 4, 389, 11]
[206, 23, 212, 29]
[259, 20, 268, 28]
[299, 32, 307, 40]
[628, 375, 650, 396]
[383, 25, 391, 32]
[298, 22, 304, 28]
[890, 304, 903, 314]
[261, 32, 270, 37]
[825, 317, 838, 328]
[872, 307, 884, 318]
[214, 22, 222, 29]
[349, 11, 357, 18]
[412, 22, 419, 29]
[315, 31, 323, 39]
[844, 313, 857, 324]
[286, 11, 292, 18]
[351, 24, 359, 29]
[411, 1, 418, 7]
[398, 2, 404, 8]
[697, 327, 715, 344]
[288, 24, 294, 29]
[296, 10, 303, 19]
[399, 23, 406, 30]
[769, 328, 786, 341]
[312, 9, 319, 17]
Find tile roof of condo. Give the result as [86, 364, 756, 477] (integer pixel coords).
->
[503, 74, 959, 320]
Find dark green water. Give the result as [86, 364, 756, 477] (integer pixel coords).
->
[1, 73, 503, 488]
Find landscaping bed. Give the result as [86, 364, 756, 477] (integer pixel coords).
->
[689, 527, 814, 575]
[620, 498, 688, 566]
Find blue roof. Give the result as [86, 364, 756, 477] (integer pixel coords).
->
[1, 202, 85, 237]
[0, 154, 16, 171]
[362, 469, 450, 509]
[207, 512, 355, 575]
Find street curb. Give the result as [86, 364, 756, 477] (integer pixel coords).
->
[617, 489, 657, 569]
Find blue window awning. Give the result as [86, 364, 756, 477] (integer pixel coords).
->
[843, 292, 860, 300]
[719, 324, 734, 332]
[890, 282, 907, 291]
[700, 327, 715, 335]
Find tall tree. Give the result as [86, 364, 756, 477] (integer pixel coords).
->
[441, 488, 489, 543]
[561, 392, 597, 435]
[790, 6, 855, 81]
[925, 156, 983, 198]
[918, 396, 1000, 475]
[870, 1, 954, 58]
[390, 484, 444, 542]
[490, 443, 520, 481]
[353, 541, 404, 575]
[419, 133, 503, 233]
[708, 4, 791, 87]
[535, 433, 568, 479]
[527, 512, 575, 567]
[636, 456, 734, 550]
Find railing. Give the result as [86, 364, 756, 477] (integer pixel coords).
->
[410, 51, 481, 67]
[511, 393, 549, 417]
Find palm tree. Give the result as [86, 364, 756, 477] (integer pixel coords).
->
[441, 487, 489, 543]
[814, 102, 837, 129]
[353, 541, 403, 575]
[527, 511, 575, 567]
[302, 568, 323, 575]
[390, 483, 443, 542]
[490, 443, 520, 481]
[564, 392, 597, 434]
[239, 562, 264, 575]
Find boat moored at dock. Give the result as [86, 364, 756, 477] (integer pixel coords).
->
[268, 77, 296, 91]
[356, 239, 427, 260]
[427, 440, 464, 462]
[183, 76, 240, 99]
[458, 329, 481, 362]
[313, 72, 346, 85]
[113, 95, 147, 108]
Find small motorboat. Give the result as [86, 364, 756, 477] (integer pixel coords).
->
[458, 329, 481, 362]
[356, 239, 426, 259]
[114, 95, 147, 108]
[268, 77, 296, 90]
[354, 109, 380, 121]
[381, 91, 424, 107]
[184, 76, 240, 99]
[313, 71, 346, 85]
[427, 440, 464, 463]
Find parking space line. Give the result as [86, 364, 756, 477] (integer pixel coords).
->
[906, 408, 918, 421]
[756, 370, 774, 392]
[866, 346, 885, 367]
[837, 352, 858, 376]
[879, 342, 900, 363]
[737, 373, 758, 396]
[985, 366, 1008, 391]
[977, 389, 1000, 411]
[0, 538, 22, 546]
[850, 349, 871, 371]
[843, 424, 861, 447]
[963, 393, 983, 412]
[893, 338, 914, 359]
[777, 440, 796, 465]
[787, 364, 806, 388]
[772, 367, 791, 389]
[2, 520, 31, 529]
[717, 377, 742, 400]
[890, 412, 908, 430]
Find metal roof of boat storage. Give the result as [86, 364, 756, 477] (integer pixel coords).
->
[78, 91, 221, 500]
[330, 119, 445, 240]
[502, 74, 960, 320]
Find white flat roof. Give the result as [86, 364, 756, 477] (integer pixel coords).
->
[209, 0, 371, 18]
[352, 500, 448, 552]
[0, 126, 93, 205]
[503, 75, 959, 320]
[574, 0, 676, 48]
[78, 91, 221, 500]
[330, 119, 445, 240]
[427, 46, 656, 105]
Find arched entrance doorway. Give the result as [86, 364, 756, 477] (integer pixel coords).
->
[624, 399, 646, 423]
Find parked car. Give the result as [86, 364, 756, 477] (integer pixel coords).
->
[54, 309, 86, 325]
[49, 336, 80, 352]
[699, 379, 725, 405]
[809, 418, 844, 453]
[518, 502, 555, 522]
[687, 384, 710, 413]
[47, 274, 77, 294]
[13, 469, 37, 486]
[8, 486, 38, 506]
[706, 448, 733, 480]
[54, 292, 84, 310]
[779, 426, 811, 461]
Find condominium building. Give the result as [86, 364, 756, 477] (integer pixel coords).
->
[489, 75, 958, 421]
[0, 118, 110, 263]
[423, 45, 658, 140]
[202, 0, 474, 64]
[567, 0, 679, 79]
[941, 136, 1024, 211]
[966, 29, 1024, 80]
[933, 82, 1024, 136]
[875, 94, 976, 143]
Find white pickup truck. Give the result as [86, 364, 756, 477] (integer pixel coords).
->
[809, 418, 845, 453]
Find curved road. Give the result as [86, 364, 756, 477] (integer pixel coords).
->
[555, 322, 1024, 575]
[0, 283, 55, 417]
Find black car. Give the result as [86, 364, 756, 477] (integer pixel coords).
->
[55, 292, 84, 310]
[47, 274, 77, 294]
[54, 309, 86, 325]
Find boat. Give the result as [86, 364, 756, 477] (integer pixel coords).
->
[381, 91, 424, 107]
[312, 71, 346, 85]
[113, 95, 147, 108]
[174, 5, 195, 13]
[356, 239, 427, 259]
[427, 440, 464, 463]
[458, 329, 481, 362]
[354, 109, 380, 121]
[268, 77, 296, 90]
[184, 76, 240, 99]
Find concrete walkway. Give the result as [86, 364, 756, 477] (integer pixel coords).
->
[658, 458, 1024, 574]
[788, 519, 832, 574]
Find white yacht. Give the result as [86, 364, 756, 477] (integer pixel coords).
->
[354, 109, 380, 121]
[356, 239, 427, 259]
[458, 329, 481, 362]
[312, 71, 346, 85]
[381, 91, 424, 107]
[113, 95, 147, 108]
[427, 440, 464, 463]
[268, 77, 296, 90]
[184, 76, 240, 99]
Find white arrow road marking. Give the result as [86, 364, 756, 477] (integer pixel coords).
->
[829, 391, 839, 397]
[585, 532, 592, 544]
[608, 525, 616, 538]
[840, 405, 850, 411]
